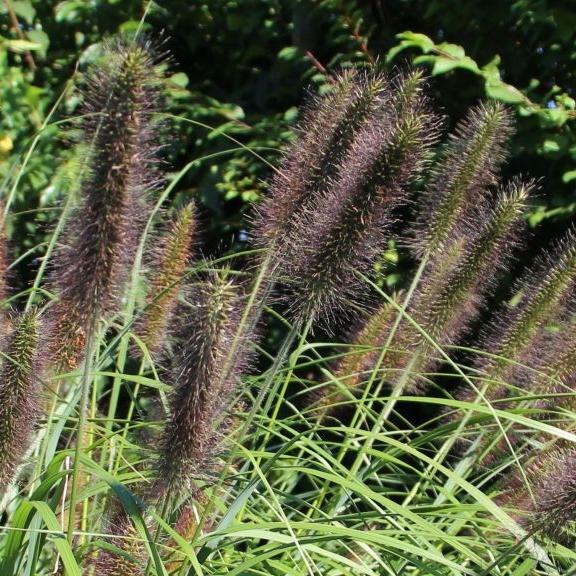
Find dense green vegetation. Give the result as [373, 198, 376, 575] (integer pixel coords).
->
[0, 2, 575, 575]
[2, 1, 576, 255]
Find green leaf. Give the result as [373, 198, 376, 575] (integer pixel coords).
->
[540, 107, 569, 127]
[414, 54, 478, 75]
[542, 138, 561, 153]
[26, 30, 49, 58]
[278, 46, 302, 61]
[2, 38, 42, 53]
[11, 1, 36, 24]
[169, 71, 189, 88]
[484, 79, 527, 104]
[0, 499, 81, 576]
[54, 0, 86, 23]
[385, 31, 435, 63]
[436, 42, 466, 59]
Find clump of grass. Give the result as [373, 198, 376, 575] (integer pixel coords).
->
[313, 116, 531, 411]
[2, 31, 576, 576]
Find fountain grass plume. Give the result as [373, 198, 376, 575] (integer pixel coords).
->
[281, 69, 440, 327]
[450, 228, 576, 459]
[0, 205, 8, 308]
[528, 321, 576, 408]
[314, 179, 530, 413]
[86, 508, 146, 576]
[468, 227, 576, 399]
[0, 310, 41, 497]
[310, 298, 400, 417]
[412, 178, 531, 344]
[253, 69, 390, 252]
[156, 269, 255, 496]
[0, 207, 10, 337]
[45, 36, 165, 370]
[134, 202, 196, 358]
[411, 101, 514, 256]
[395, 179, 531, 391]
[498, 444, 576, 543]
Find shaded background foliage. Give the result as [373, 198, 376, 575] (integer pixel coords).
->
[1, 0, 575, 289]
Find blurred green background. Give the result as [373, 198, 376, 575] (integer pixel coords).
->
[1, 0, 575, 287]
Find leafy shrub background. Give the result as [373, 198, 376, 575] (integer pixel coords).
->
[2, 0, 575, 277]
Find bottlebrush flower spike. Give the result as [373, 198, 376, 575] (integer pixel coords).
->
[0, 205, 8, 308]
[0, 207, 10, 336]
[411, 101, 514, 256]
[253, 69, 389, 251]
[527, 323, 576, 408]
[134, 202, 196, 358]
[311, 298, 400, 417]
[0, 310, 41, 497]
[281, 69, 440, 326]
[156, 270, 254, 495]
[451, 228, 576, 457]
[498, 444, 576, 543]
[313, 180, 530, 414]
[413, 178, 531, 344]
[87, 509, 146, 576]
[45, 36, 164, 370]
[476, 227, 576, 388]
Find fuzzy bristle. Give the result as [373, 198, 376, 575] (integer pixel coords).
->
[528, 323, 576, 408]
[278, 69, 439, 326]
[86, 509, 146, 576]
[156, 270, 254, 494]
[411, 101, 514, 256]
[0, 206, 10, 335]
[479, 227, 576, 382]
[315, 179, 530, 412]
[452, 228, 576, 458]
[135, 202, 196, 358]
[498, 445, 576, 543]
[311, 298, 400, 417]
[45, 36, 165, 370]
[0, 310, 41, 497]
[0, 206, 8, 308]
[253, 69, 389, 250]
[413, 178, 531, 344]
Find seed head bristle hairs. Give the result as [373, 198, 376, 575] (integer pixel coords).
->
[0, 205, 9, 333]
[0, 310, 41, 500]
[311, 101, 531, 416]
[134, 202, 196, 359]
[155, 268, 256, 498]
[255, 71, 438, 326]
[44, 35, 165, 372]
[42, 34, 168, 570]
[452, 228, 576, 462]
